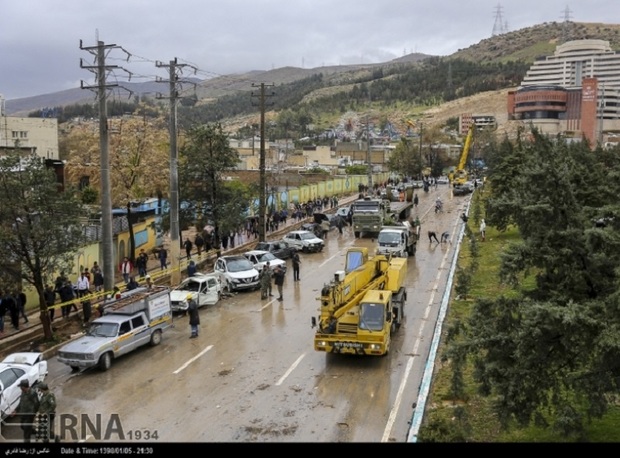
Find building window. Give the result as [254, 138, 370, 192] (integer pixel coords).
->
[11, 131, 28, 139]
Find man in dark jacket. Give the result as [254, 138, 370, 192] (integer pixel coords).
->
[14, 379, 40, 443]
[273, 265, 286, 301]
[188, 296, 200, 338]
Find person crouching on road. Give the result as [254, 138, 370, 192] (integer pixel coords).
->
[188, 295, 200, 338]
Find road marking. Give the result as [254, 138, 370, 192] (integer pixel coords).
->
[382, 332, 422, 442]
[319, 255, 338, 268]
[382, 217, 457, 442]
[258, 299, 277, 311]
[173, 345, 213, 374]
[275, 353, 306, 386]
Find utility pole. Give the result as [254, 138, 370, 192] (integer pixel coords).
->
[156, 58, 197, 285]
[251, 83, 274, 242]
[80, 40, 130, 292]
[366, 90, 373, 192]
[418, 121, 424, 178]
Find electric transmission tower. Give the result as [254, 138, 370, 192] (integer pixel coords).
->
[561, 5, 573, 43]
[492, 3, 507, 36]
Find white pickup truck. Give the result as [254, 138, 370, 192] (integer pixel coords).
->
[376, 222, 420, 257]
[57, 286, 173, 372]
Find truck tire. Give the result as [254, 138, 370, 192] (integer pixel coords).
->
[99, 352, 112, 371]
[354, 231, 360, 238]
[150, 329, 162, 346]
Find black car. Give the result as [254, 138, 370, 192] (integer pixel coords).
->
[254, 240, 296, 260]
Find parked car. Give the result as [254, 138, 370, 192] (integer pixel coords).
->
[437, 176, 450, 185]
[170, 272, 221, 313]
[213, 255, 261, 292]
[254, 240, 296, 260]
[0, 352, 48, 420]
[243, 250, 287, 273]
[335, 206, 352, 225]
[283, 230, 324, 253]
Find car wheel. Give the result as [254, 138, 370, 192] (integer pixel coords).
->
[150, 329, 162, 346]
[70, 366, 80, 372]
[354, 231, 360, 238]
[99, 352, 112, 372]
[223, 280, 233, 293]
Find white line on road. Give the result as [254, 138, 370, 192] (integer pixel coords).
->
[259, 299, 277, 311]
[382, 223, 457, 442]
[275, 353, 306, 386]
[382, 334, 422, 442]
[319, 255, 338, 268]
[173, 345, 213, 374]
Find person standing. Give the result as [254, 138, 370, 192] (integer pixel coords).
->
[44, 284, 56, 322]
[273, 265, 286, 301]
[183, 238, 193, 259]
[17, 291, 28, 324]
[159, 248, 168, 270]
[14, 379, 39, 443]
[194, 233, 205, 256]
[413, 193, 419, 208]
[5, 292, 19, 330]
[119, 257, 133, 284]
[292, 251, 301, 282]
[320, 219, 330, 239]
[480, 219, 486, 242]
[76, 271, 90, 298]
[0, 292, 6, 335]
[59, 281, 75, 319]
[260, 265, 271, 300]
[37, 382, 59, 443]
[187, 296, 200, 338]
[136, 249, 148, 278]
[93, 265, 104, 293]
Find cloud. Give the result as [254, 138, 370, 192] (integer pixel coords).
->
[1, 0, 617, 100]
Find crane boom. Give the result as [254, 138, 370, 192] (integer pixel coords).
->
[454, 124, 474, 185]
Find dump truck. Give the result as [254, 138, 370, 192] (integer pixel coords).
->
[311, 247, 407, 356]
[351, 197, 413, 238]
[376, 221, 420, 257]
[57, 286, 173, 372]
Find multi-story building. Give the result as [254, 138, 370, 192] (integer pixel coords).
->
[507, 39, 620, 144]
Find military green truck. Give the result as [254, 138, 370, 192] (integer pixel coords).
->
[351, 197, 413, 238]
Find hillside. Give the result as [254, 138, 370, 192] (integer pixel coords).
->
[5, 21, 620, 141]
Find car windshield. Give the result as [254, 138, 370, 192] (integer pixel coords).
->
[255, 243, 270, 251]
[87, 322, 119, 338]
[300, 232, 316, 240]
[258, 253, 277, 262]
[227, 258, 254, 272]
[178, 280, 200, 292]
[378, 232, 400, 244]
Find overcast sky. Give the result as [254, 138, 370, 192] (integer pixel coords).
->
[1, 0, 618, 100]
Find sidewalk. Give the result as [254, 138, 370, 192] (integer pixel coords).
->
[0, 194, 361, 352]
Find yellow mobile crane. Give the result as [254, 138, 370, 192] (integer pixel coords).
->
[452, 124, 475, 186]
[311, 247, 407, 356]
